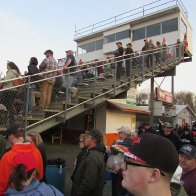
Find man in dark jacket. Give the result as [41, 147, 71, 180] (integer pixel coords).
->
[71, 129, 105, 196]
[159, 122, 180, 151]
[114, 42, 124, 80]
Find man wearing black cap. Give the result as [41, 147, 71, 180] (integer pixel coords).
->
[71, 129, 105, 196]
[179, 144, 196, 195]
[124, 43, 134, 77]
[159, 122, 180, 150]
[114, 42, 124, 80]
[39, 49, 58, 109]
[62, 50, 78, 103]
[0, 124, 43, 195]
[122, 133, 183, 196]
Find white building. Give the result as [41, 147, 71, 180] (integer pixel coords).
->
[74, 0, 192, 62]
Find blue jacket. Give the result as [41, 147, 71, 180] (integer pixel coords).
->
[5, 180, 63, 196]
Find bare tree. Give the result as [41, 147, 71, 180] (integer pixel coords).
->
[174, 91, 196, 112]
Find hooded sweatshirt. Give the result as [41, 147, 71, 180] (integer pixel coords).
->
[0, 142, 43, 195]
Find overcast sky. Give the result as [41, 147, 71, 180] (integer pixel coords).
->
[0, 0, 195, 93]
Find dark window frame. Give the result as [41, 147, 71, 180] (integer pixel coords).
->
[146, 23, 161, 37]
[132, 27, 146, 41]
[162, 18, 178, 34]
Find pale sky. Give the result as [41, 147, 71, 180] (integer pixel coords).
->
[0, 0, 195, 93]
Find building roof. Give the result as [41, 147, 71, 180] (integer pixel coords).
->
[107, 99, 151, 114]
[175, 104, 196, 117]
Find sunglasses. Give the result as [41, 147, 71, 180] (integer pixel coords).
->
[125, 159, 165, 176]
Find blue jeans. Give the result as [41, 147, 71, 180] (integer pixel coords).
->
[23, 84, 35, 113]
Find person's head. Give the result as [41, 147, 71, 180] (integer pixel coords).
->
[7, 61, 20, 74]
[84, 129, 103, 149]
[78, 133, 86, 150]
[117, 126, 131, 139]
[7, 124, 25, 145]
[179, 144, 196, 174]
[65, 50, 74, 56]
[29, 57, 38, 66]
[26, 132, 43, 146]
[162, 122, 173, 136]
[116, 42, 122, 48]
[143, 122, 150, 130]
[9, 153, 38, 191]
[144, 39, 148, 45]
[126, 43, 132, 48]
[122, 133, 178, 195]
[44, 49, 53, 58]
[156, 41, 161, 46]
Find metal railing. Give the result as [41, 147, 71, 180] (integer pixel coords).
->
[0, 43, 184, 133]
[74, 0, 188, 39]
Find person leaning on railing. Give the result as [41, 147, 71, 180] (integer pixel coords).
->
[39, 50, 58, 110]
[0, 62, 21, 125]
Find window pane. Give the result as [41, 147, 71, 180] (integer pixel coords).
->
[96, 39, 103, 50]
[132, 27, 145, 41]
[162, 18, 178, 34]
[181, 19, 187, 35]
[77, 44, 86, 55]
[86, 42, 95, 52]
[147, 23, 160, 37]
[104, 34, 115, 44]
[116, 30, 130, 40]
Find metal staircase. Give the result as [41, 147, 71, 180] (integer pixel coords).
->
[0, 44, 187, 134]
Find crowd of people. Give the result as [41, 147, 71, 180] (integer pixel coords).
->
[1, 120, 195, 195]
[0, 37, 183, 128]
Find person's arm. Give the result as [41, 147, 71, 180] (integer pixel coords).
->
[0, 154, 11, 195]
[39, 59, 47, 72]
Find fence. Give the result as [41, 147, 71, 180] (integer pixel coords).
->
[0, 43, 184, 133]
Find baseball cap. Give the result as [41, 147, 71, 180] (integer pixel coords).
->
[65, 50, 74, 53]
[163, 122, 173, 128]
[117, 126, 131, 135]
[126, 43, 132, 46]
[179, 144, 196, 158]
[116, 42, 122, 45]
[12, 153, 36, 172]
[124, 133, 179, 174]
[6, 124, 25, 137]
[85, 129, 103, 144]
[44, 49, 53, 55]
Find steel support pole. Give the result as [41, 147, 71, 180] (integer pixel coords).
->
[149, 77, 154, 126]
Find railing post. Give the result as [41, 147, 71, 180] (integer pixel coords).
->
[114, 60, 117, 96]
[24, 75, 31, 132]
[63, 69, 70, 122]
[93, 64, 97, 106]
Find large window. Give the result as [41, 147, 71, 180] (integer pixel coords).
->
[132, 27, 145, 41]
[162, 18, 178, 34]
[116, 30, 130, 40]
[181, 19, 187, 35]
[86, 42, 95, 52]
[78, 44, 87, 55]
[105, 34, 115, 44]
[147, 23, 160, 37]
[96, 39, 104, 50]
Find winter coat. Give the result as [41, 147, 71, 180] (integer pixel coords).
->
[5, 180, 63, 196]
[71, 147, 105, 196]
[0, 142, 43, 195]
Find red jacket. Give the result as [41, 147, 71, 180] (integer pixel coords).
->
[0, 142, 43, 195]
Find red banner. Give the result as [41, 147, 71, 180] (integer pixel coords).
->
[156, 87, 173, 104]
